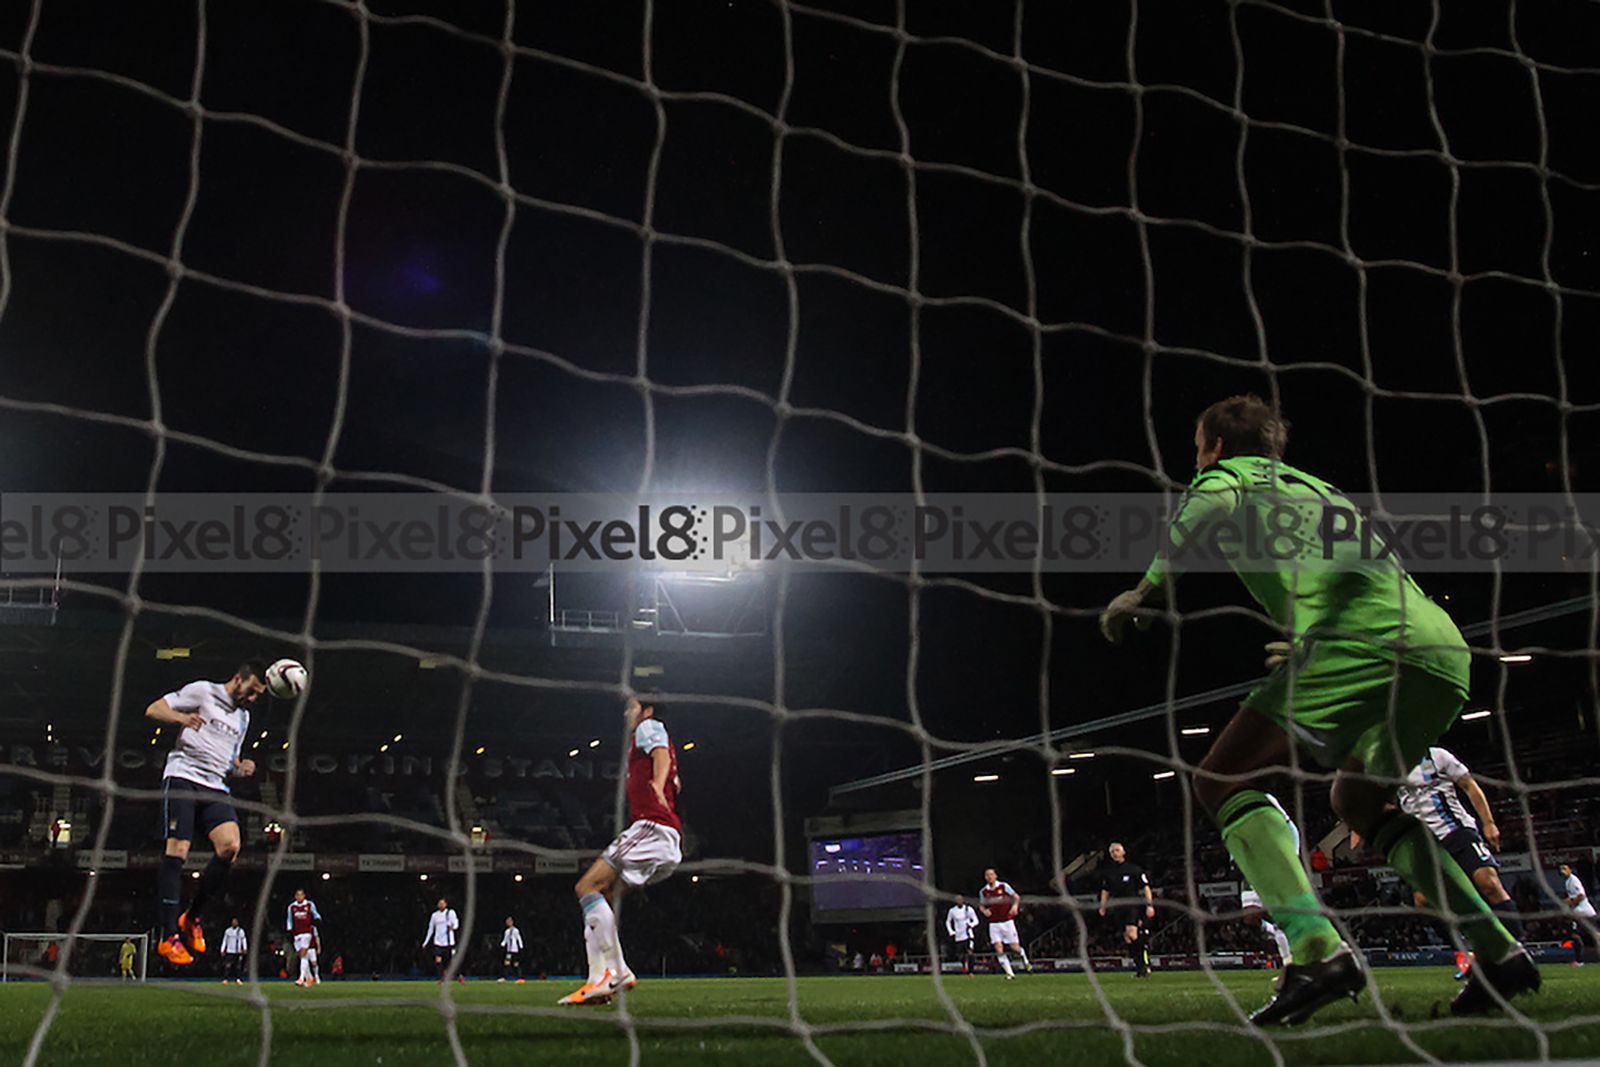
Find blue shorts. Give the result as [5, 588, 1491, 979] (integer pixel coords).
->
[1441, 827, 1497, 874]
[162, 777, 238, 842]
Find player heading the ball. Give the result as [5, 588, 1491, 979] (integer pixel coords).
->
[145, 661, 267, 967]
[559, 695, 682, 1006]
[1101, 395, 1537, 1024]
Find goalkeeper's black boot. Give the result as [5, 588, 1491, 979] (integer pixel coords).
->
[1450, 946, 1541, 1016]
[1249, 948, 1365, 1026]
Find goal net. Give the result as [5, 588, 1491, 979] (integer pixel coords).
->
[0, 0, 1597, 1064]
[3, 934, 147, 983]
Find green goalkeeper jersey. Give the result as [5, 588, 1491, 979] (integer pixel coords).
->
[1142, 455, 1469, 690]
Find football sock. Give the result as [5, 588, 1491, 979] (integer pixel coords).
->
[997, 952, 1014, 977]
[1216, 790, 1341, 964]
[308, 948, 319, 980]
[187, 856, 231, 921]
[582, 922, 604, 984]
[581, 893, 628, 980]
[299, 954, 310, 982]
[1017, 948, 1031, 970]
[157, 854, 185, 938]
[1263, 919, 1293, 964]
[1371, 811, 1517, 963]
[1492, 899, 1526, 942]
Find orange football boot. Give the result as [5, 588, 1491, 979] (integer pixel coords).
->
[177, 912, 206, 955]
[157, 935, 194, 966]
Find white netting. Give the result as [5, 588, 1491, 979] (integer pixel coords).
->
[1, 0, 1598, 1064]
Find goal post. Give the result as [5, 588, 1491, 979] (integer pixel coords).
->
[2, 933, 149, 983]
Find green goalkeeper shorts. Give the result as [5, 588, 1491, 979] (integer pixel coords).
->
[1243, 641, 1469, 776]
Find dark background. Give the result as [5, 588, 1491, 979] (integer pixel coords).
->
[0, 0, 1598, 969]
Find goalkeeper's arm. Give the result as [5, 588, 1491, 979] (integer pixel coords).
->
[1101, 470, 1240, 644]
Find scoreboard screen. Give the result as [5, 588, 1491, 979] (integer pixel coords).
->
[808, 832, 928, 916]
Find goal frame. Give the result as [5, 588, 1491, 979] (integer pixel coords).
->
[2, 932, 149, 983]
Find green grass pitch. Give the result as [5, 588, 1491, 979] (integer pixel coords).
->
[3, 968, 1597, 1065]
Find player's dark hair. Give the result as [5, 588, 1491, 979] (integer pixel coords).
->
[236, 660, 266, 682]
[1197, 394, 1289, 459]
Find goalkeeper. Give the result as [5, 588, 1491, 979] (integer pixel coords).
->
[1101, 395, 1537, 1025]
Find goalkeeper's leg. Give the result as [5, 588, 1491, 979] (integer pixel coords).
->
[1332, 772, 1517, 964]
[1195, 708, 1342, 966]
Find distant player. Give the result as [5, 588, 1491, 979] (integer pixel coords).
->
[220, 918, 248, 985]
[119, 937, 136, 981]
[1562, 864, 1596, 967]
[1396, 747, 1524, 960]
[560, 696, 682, 1006]
[146, 662, 265, 966]
[286, 888, 323, 987]
[1097, 843, 1154, 977]
[500, 917, 525, 983]
[1240, 797, 1295, 967]
[979, 869, 1030, 978]
[1102, 395, 1537, 1021]
[423, 898, 463, 983]
[945, 894, 980, 975]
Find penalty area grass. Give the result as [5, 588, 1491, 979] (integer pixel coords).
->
[2, 967, 1597, 1066]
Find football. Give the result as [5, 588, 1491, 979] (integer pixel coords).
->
[265, 658, 308, 699]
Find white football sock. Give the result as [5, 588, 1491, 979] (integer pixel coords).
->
[1017, 949, 1030, 969]
[583, 894, 627, 980]
[1263, 920, 1292, 965]
[299, 954, 310, 982]
[582, 922, 605, 985]
[307, 947, 318, 979]
[997, 952, 1014, 977]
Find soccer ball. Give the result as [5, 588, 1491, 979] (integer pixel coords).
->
[265, 658, 307, 699]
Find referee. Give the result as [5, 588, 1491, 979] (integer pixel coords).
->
[1097, 842, 1154, 977]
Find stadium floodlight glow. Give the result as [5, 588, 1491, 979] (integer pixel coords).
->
[191, 871, 200, 879]
[514, 874, 524, 883]
[1050, 768, 1075, 776]
[281, 742, 289, 750]
[1181, 726, 1211, 736]
[1499, 654, 1533, 663]
[475, 746, 486, 755]
[973, 773, 1000, 783]
[691, 875, 701, 884]
[379, 744, 389, 753]
[589, 739, 601, 748]
[1152, 770, 1176, 780]
[393, 734, 403, 743]
[1069, 751, 1095, 760]
[419, 874, 428, 881]
[1461, 709, 1492, 721]
[321, 872, 330, 881]
[683, 742, 696, 751]
[155, 647, 191, 660]
[567, 748, 579, 758]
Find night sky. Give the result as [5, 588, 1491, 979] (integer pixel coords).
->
[1, 0, 1598, 880]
